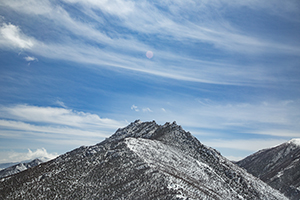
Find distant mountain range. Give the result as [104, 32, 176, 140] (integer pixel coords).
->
[0, 162, 19, 171]
[237, 139, 300, 200]
[0, 159, 43, 179]
[0, 120, 287, 199]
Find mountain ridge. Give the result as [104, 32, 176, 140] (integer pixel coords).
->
[237, 139, 300, 200]
[0, 159, 43, 179]
[0, 120, 288, 199]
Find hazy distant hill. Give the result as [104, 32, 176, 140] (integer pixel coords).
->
[0, 162, 19, 171]
[237, 139, 300, 200]
[0, 120, 287, 199]
[0, 159, 43, 179]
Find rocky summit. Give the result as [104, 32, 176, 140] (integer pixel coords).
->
[237, 139, 300, 200]
[0, 120, 287, 199]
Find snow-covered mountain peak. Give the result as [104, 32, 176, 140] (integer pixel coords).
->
[288, 138, 300, 147]
[0, 120, 289, 199]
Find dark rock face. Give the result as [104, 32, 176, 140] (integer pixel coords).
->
[237, 139, 300, 200]
[0, 159, 43, 179]
[0, 120, 287, 199]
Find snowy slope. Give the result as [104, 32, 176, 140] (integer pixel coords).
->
[0, 159, 43, 179]
[237, 139, 300, 200]
[0, 120, 288, 199]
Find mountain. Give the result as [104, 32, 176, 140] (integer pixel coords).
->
[0, 162, 19, 171]
[236, 139, 300, 200]
[0, 120, 287, 199]
[0, 159, 43, 179]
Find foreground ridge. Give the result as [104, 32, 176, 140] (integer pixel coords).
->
[0, 120, 287, 199]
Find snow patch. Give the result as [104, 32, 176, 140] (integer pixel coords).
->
[288, 138, 300, 146]
[125, 137, 244, 199]
[15, 163, 27, 172]
[275, 170, 284, 178]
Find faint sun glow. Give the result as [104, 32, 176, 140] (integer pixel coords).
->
[146, 51, 153, 59]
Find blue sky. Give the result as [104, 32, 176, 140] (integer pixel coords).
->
[0, 0, 300, 162]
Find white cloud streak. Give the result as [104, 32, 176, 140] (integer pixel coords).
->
[0, 104, 127, 148]
[63, 0, 135, 16]
[66, 0, 299, 54]
[226, 0, 300, 19]
[55, 100, 67, 108]
[131, 105, 139, 112]
[0, 104, 124, 129]
[0, 0, 299, 86]
[204, 138, 287, 152]
[0, 23, 34, 49]
[131, 105, 153, 113]
[135, 98, 300, 139]
[202, 138, 290, 161]
[24, 56, 38, 62]
[0, 119, 108, 138]
[195, 100, 298, 131]
[142, 108, 153, 113]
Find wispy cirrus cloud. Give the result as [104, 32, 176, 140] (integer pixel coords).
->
[55, 100, 67, 108]
[63, 0, 135, 16]
[0, 104, 127, 150]
[0, 0, 299, 164]
[127, 97, 300, 160]
[24, 56, 38, 62]
[202, 137, 293, 161]
[203, 138, 289, 152]
[0, 148, 58, 164]
[0, 119, 108, 138]
[131, 105, 139, 112]
[0, 23, 35, 49]
[226, 0, 300, 19]
[131, 105, 153, 113]
[0, 0, 299, 87]
[60, 0, 300, 55]
[133, 97, 300, 138]
[0, 104, 125, 129]
[195, 100, 300, 135]
[142, 108, 153, 113]
[1, 0, 297, 132]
